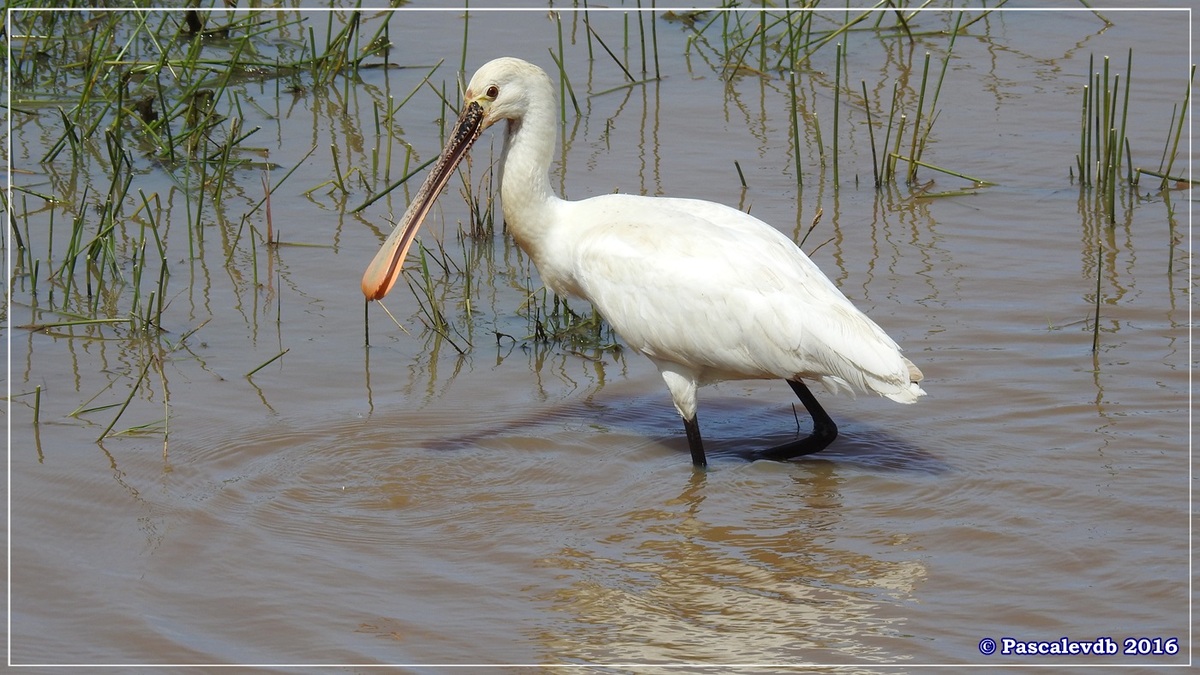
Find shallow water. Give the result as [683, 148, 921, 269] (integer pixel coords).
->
[8, 5, 1193, 669]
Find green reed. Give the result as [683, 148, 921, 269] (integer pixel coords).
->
[524, 289, 619, 353]
[883, 12, 964, 187]
[687, 2, 928, 76]
[862, 79, 880, 187]
[552, 13, 583, 123]
[789, 70, 803, 187]
[246, 349, 290, 378]
[8, 7, 408, 438]
[1076, 51, 1129, 220]
[584, 17, 637, 84]
[904, 51, 932, 184]
[832, 43, 842, 186]
[1138, 63, 1195, 190]
[1092, 237, 1104, 354]
[698, 8, 980, 191]
[97, 357, 155, 441]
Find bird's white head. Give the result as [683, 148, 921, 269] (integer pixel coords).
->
[463, 57, 554, 128]
[361, 57, 552, 301]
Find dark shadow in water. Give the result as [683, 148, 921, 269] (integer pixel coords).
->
[409, 386, 951, 476]
[669, 423, 952, 476]
[641, 393, 951, 475]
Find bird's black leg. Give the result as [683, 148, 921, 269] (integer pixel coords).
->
[683, 415, 707, 468]
[756, 379, 838, 461]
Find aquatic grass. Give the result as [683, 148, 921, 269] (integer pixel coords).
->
[648, 0, 661, 80]
[797, 206, 824, 250]
[632, 1, 649, 75]
[862, 79, 880, 187]
[1091, 237, 1104, 354]
[70, 378, 125, 419]
[789, 70, 803, 187]
[811, 109, 826, 168]
[832, 42, 842, 187]
[48, 108, 141, 305]
[1140, 63, 1196, 190]
[898, 157, 992, 187]
[584, 18, 636, 83]
[690, 8, 979, 191]
[33, 386, 43, 428]
[734, 160, 748, 188]
[1064, 49, 1189, 360]
[883, 13, 961, 186]
[403, 251, 469, 357]
[524, 288, 620, 353]
[97, 357, 154, 442]
[88, 318, 207, 441]
[8, 8, 411, 439]
[869, 50, 987, 189]
[579, 14, 661, 98]
[1072, 50, 1164, 223]
[878, 81, 901, 184]
[460, 152, 498, 238]
[683, 3, 932, 76]
[305, 10, 395, 86]
[246, 349, 290, 378]
[549, 18, 583, 124]
[904, 51, 932, 184]
[701, 8, 973, 192]
[18, 317, 134, 335]
[352, 156, 438, 214]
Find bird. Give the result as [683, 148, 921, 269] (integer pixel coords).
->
[363, 57, 925, 468]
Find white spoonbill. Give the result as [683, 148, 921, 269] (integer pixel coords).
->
[363, 57, 925, 467]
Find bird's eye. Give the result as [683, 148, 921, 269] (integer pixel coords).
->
[486, 85, 500, 99]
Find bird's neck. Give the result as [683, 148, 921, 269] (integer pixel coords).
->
[499, 113, 559, 259]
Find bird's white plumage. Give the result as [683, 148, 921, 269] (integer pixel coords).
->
[544, 193, 924, 420]
[364, 57, 924, 461]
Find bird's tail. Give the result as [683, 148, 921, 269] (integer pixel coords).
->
[881, 357, 925, 404]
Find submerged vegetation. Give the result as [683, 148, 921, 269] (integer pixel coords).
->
[8, 8, 411, 442]
[1070, 49, 1195, 352]
[1074, 49, 1195, 202]
[678, 7, 990, 192]
[5, 5, 1192, 444]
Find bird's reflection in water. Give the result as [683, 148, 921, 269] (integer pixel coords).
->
[530, 465, 927, 666]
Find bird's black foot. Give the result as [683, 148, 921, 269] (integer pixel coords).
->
[754, 424, 836, 460]
[755, 379, 838, 461]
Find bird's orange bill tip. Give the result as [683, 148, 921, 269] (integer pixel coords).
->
[361, 207, 423, 301]
[360, 224, 410, 301]
[360, 100, 488, 301]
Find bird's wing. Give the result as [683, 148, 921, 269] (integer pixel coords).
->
[561, 194, 920, 400]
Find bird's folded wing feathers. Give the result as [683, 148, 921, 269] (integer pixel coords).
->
[566, 194, 921, 400]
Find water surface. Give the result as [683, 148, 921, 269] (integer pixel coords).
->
[8, 4, 1193, 669]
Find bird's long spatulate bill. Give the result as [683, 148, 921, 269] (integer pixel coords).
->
[361, 101, 486, 301]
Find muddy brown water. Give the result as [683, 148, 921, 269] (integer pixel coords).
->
[8, 6, 1193, 669]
